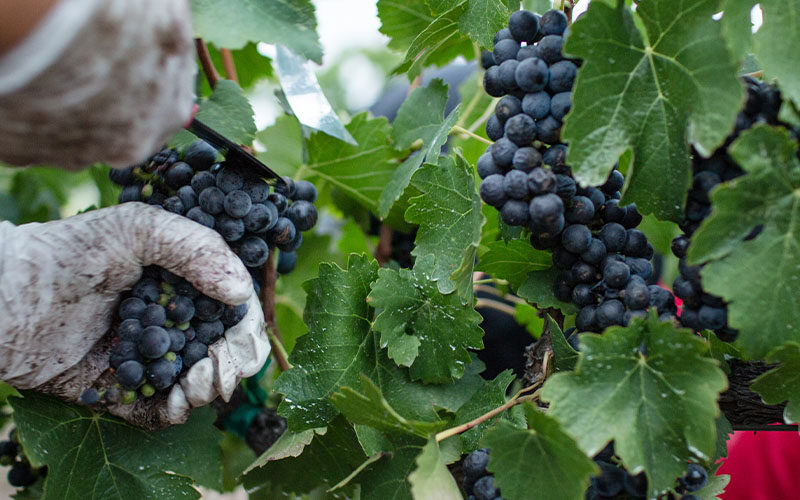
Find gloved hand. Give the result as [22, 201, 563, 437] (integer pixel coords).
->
[0, 203, 270, 429]
[0, 0, 195, 170]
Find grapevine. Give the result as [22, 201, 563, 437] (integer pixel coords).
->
[0, 1, 799, 500]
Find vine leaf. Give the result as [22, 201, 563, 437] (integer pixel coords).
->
[368, 254, 484, 383]
[541, 315, 728, 497]
[719, 0, 754, 63]
[548, 315, 578, 372]
[171, 79, 256, 149]
[750, 342, 800, 425]
[190, 0, 322, 63]
[393, 2, 474, 80]
[408, 438, 463, 500]
[459, 0, 520, 49]
[377, 0, 435, 52]
[482, 404, 597, 500]
[379, 79, 460, 218]
[204, 43, 273, 92]
[306, 113, 407, 215]
[242, 418, 367, 497]
[517, 268, 577, 314]
[407, 155, 485, 300]
[689, 125, 800, 359]
[9, 392, 222, 500]
[330, 375, 447, 438]
[451, 370, 517, 452]
[563, 0, 742, 220]
[477, 239, 552, 289]
[753, 0, 800, 106]
[350, 434, 428, 500]
[274, 254, 483, 431]
[693, 467, 730, 500]
[256, 114, 303, 177]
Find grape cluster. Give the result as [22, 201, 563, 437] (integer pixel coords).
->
[671, 77, 782, 341]
[78, 266, 249, 403]
[587, 443, 708, 499]
[479, 9, 677, 334]
[0, 428, 46, 489]
[461, 448, 506, 500]
[111, 139, 319, 280]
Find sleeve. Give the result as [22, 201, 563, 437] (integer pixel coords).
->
[0, 0, 196, 170]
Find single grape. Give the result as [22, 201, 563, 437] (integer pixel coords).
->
[186, 206, 215, 228]
[504, 113, 537, 146]
[500, 199, 530, 226]
[516, 44, 538, 61]
[581, 238, 607, 265]
[572, 284, 595, 306]
[493, 38, 520, 64]
[277, 228, 303, 252]
[565, 195, 595, 224]
[478, 152, 504, 179]
[146, 358, 177, 391]
[571, 261, 596, 284]
[176, 185, 198, 211]
[592, 461, 625, 496]
[529, 193, 563, 229]
[683, 464, 708, 492]
[542, 144, 568, 171]
[132, 278, 160, 303]
[550, 92, 572, 120]
[515, 57, 549, 92]
[119, 297, 146, 320]
[481, 49, 496, 68]
[562, 224, 591, 254]
[275, 176, 296, 198]
[601, 170, 625, 194]
[293, 180, 318, 202]
[540, 9, 569, 36]
[527, 167, 556, 193]
[495, 95, 522, 123]
[7, 463, 36, 487]
[508, 9, 540, 42]
[493, 28, 513, 44]
[243, 178, 271, 203]
[183, 140, 218, 170]
[596, 299, 625, 329]
[165, 161, 193, 188]
[536, 35, 564, 64]
[599, 222, 627, 253]
[480, 174, 508, 207]
[161, 196, 184, 214]
[119, 318, 144, 342]
[485, 114, 504, 141]
[167, 327, 187, 352]
[166, 295, 195, 324]
[138, 326, 171, 359]
[216, 167, 245, 193]
[521, 91, 551, 120]
[215, 214, 246, 242]
[119, 184, 143, 203]
[497, 59, 520, 91]
[244, 202, 279, 233]
[141, 304, 167, 327]
[626, 257, 653, 280]
[194, 295, 224, 322]
[238, 235, 271, 267]
[537, 115, 562, 145]
[624, 276, 649, 310]
[624, 229, 648, 257]
[548, 60, 578, 93]
[671, 235, 690, 258]
[472, 476, 499, 500]
[286, 200, 318, 231]
[462, 449, 490, 479]
[199, 186, 225, 215]
[698, 305, 727, 330]
[648, 285, 676, 314]
[116, 360, 145, 389]
[191, 171, 216, 193]
[483, 66, 505, 97]
[266, 217, 297, 246]
[195, 319, 224, 344]
[221, 303, 249, 327]
[503, 169, 529, 199]
[109, 166, 136, 186]
[603, 260, 631, 289]
[181, 341, 208, 367]
[576, 305, 596, 331]
[491, 137, 519, 167]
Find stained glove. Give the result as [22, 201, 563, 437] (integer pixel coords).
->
[0, 203, 270, 429]
[0, 0, 195, 170]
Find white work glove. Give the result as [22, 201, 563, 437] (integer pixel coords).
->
[0, 0, 195, 170]
[0, 203, 270, 430]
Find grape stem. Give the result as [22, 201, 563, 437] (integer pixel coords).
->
[195, 38, 220, 89]
[220, 48, 239, 84]
[435, 383, 543, 443]
[450, 125, 493, 145]
[261, 250, 291, 371]
[475, 297, 517, 316]
[327, 452, 386, 492]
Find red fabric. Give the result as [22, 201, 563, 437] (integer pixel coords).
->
[718, 430, 800, 499]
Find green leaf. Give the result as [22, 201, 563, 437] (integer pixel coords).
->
[275, 254, 483, 430]
[750, 342, 800, 425]
[256, 114, 304, 177]
[407, 155, 485, 299]
[330, 375, 446, 437]
[482, 405, 597, 500]
[693, 469, 730, 500]
[460, 0, 519, 49]
[392, 79, 451, 150]
[243, 418, 366, 496]
[172, 79, 256, 149]
[563, 0, 742, 220]
[377, 0, 435, 51]
[714, 414, 733, 461]
[753, 0, 800, 105]
[9, 167, 84, 223]
[89, 165, 120, 208]
[408, 438, 463, 500]
[206, 43, 273, 91]
[451, 370, 517, 452]
[720, 0, 755, 63]
[378, 92, 460, 218]
[548, 315, 578, 372]
[369, 254, 484, 383]
[393, 3, 474, 80]
[688, 125, 800, 358]
[515, 303, 543, 338]
[307, 113, 407, 215]
[219, 433, 256, 492]
[541, 315, 727, 497]
[700, 330, 742, 374]
[477, 239, 552, 289]
[350, 433, 427, 500]
[517, 269, 577, 314]
[190, 0, 322, 63]
[9, 392, 221, 500]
